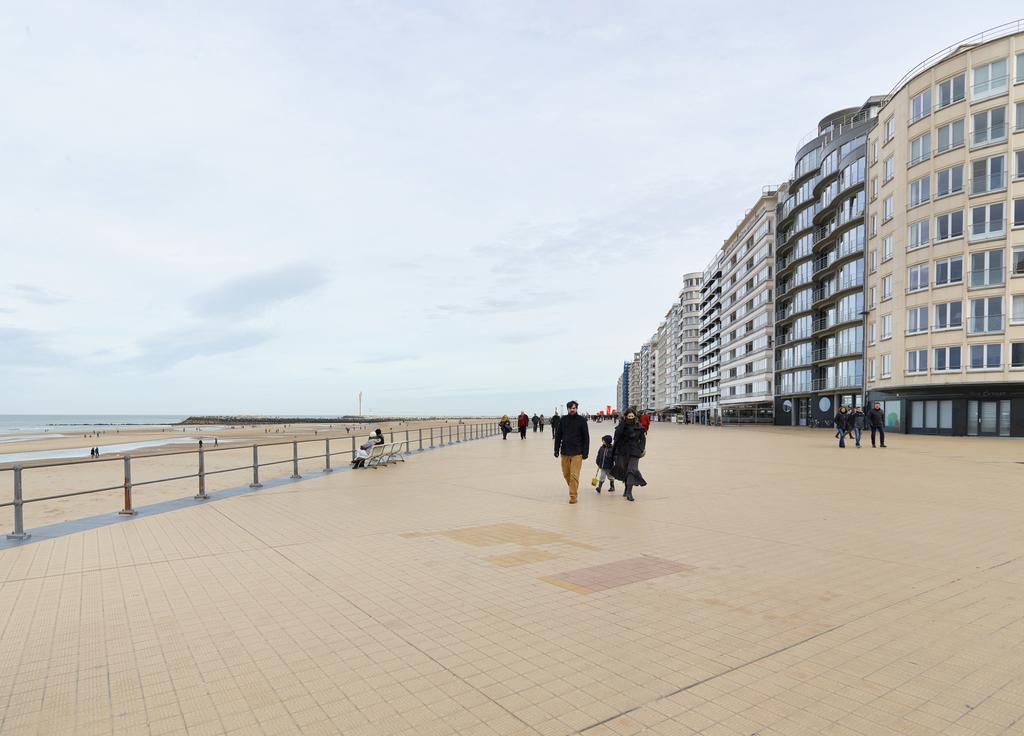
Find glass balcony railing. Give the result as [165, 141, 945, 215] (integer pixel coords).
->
[968, 268, 1005, 288]
[967, 314, 1004, 334]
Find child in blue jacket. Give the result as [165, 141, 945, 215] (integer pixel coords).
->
[595, 435, 616, 493]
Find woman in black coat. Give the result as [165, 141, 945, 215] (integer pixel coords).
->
[611, 406, 647, 502]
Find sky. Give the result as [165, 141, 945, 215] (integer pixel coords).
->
[2, 2, 1022, 416]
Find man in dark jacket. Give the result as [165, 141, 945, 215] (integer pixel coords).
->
[550, 411, 561, 436]
[554, 401, 589, 504]
[852, 407, 866, 448]
[834, 406, 850, 448]
[867, 401, 886, 448]
[531, 414, 539, 432]
[517, 411, 529, 440]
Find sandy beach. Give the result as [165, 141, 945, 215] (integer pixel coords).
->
[0, 419, 498, 531]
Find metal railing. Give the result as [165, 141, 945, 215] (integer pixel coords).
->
[2, 421, 499, 540]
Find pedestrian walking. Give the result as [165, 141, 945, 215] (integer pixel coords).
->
[531, 414, 539, 432]
[499, 415, 512, 440]
[852, 407, 866, 448]
[594, 435, 616, 494]
[553, 401, 590, 504]
[639, 411, 651, 434]
[539, 414, 546, 433]
[550, 411, 561, 438]
[868, 401, 887, 448]
[517, 411, 529, 440]
[612, 407, 646, 501]
[834, 406, 851, 448]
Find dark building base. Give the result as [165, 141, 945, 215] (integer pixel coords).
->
[774, 392, 863, 427]
[866, 384, 1024, 437]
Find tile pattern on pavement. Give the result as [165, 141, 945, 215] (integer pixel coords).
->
[1, 424, 1023, 735]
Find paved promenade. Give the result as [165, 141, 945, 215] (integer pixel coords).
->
[1, 424, 1023, 735]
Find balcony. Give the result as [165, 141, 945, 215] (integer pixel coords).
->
[970, 219, 1006, 242]
[970, 124, 1008, 149]
[970, 170, 1007, 195]
[811, 373, 864, 392]
[813, 310, 863, 334]
[812, 341, 863, 362]
[813, 274, 864, 303]
[968, 314, 1004, 335]
[969, 268, 1005, 289]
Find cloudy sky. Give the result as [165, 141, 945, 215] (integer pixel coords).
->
[2, 2, 1021, 416]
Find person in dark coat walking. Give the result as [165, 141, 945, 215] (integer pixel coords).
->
[834, 406, 851, 448]
[867, 401, 887, 448]
[550, 411, 561, 437]
[531, 414, 539, 432]
[612, 407, 647, 501]
[499, 415, 512, 440]
[539, 414, 546, 433]
[553, 401, 589, 504]
[594, 435, 616, 494]
[852, 407, 866, 448]
[517, 411, 529, 439]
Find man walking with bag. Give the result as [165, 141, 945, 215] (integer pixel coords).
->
[868, 401, 887, 448]
[554, 401, 589, 504]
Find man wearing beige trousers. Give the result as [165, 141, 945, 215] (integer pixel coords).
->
[553, 400, 590, 504]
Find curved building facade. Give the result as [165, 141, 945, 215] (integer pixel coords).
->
[865, 30, 1024, 435]
[774, 100, 882, 426]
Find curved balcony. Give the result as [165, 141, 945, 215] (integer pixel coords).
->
[812, 273, 865, 306]
[813, 238, 864, 279]
[812, 309, 864, 336]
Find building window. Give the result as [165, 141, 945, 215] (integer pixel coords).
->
[973, 58, 1009, 100]
[908, 263, 929, 292]
[1012, 295, 1024, 325]
[971, 154, 1006, 194]
[972, 106, 1007, 147]
[906, 349, 928, 374]
[1013, 342, 1024, 368]
[906, 305, 929, 334]
[969, 249, 1005, 289]
[969, 343, 1001, 369]
[1018, 52, 1024, 82]
[870, 321, 877, 344]
[910, 89, 931, 123]
[871, 177, 878, 200]
[870, 249, 878, 273]
[869, 357, 877, 380]
[934, 301, 963, 329]
[935, 255, 964, 286]
[884, 156, 895, 182]
[908, 219, 929, 250]
[909, 132, 931, 166]
[883, 196, 894, 221]
[970, 203, 1005, 241]
[1014, 198, 1024, 228]
[936, 119, 965, 153]
[881, 353, 892, 377]
[1017, 102, 1024, 132]
[909, 175, 930, 207]
[936, 164, 964, 197]
[869, 286, 877, 308]
[1014, 246, 1024, 277]
[882, 275, 893, 301]
[937, 73, 966, 108]
[1017, 150, 1024, 179]
[968, 296, 1003, 334]
[871, 140, 879, 164]
[934, 346, 962, 371]
[935, 210, 963, 241]
[884, 116, 895, 143]
[871, 214, 878, 237]
[883, 236, 893, 262]
[881, 314, 893, 340]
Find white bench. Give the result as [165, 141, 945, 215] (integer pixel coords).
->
[367, 441, 406, 469]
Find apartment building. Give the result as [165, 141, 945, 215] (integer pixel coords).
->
[719, 188, 779, 423]
[864, 29, 1024, 436]
[676, 274, 704, 420]
[628, 353, 640, 409]
[696, 254, 724, 423]
[774, 98, 882, 426]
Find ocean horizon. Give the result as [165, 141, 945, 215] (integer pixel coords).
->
[0, 414, 188, 434]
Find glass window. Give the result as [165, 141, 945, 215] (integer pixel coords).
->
[882, 314, 893, 339]
[973, 58, 1009, 100]
[937, 73, 966, 108]
[910, 132, 931, 165]
[971, 154, 1006, 194]
[1012, 295, 1024, 324]
[936, 119, 965, 152]
[883, 236, 894, 261]
[934, 301, 962, 329]
[971, 203, 1005, 241]
[969, 249, 1004, 288]
[936, 164, 964, 196]
[906, 305, 928, 333]
[906, 349, 927, 373]
[1017, 52, 1024, 82]
[908, 264, 929, 292]
[882, 275, 893, 300]
[968, 296, 1003, 334]
[882, 353, 892, 377]
[1014, 198, 1024, 228]
[972, 106, 1007, 146]
[884, 116, 895, 143]
[1017, 102, 1024, 132]
[883, 196, 894, 221]
[935, 256, 963, 286]
[908, 219, 929, 250]
[935, 211, 963, 241]
[1014, 247, 1024, 277]
[910, 89, 931, 123]
[969, 343, 1001, 368]
[1017, 150, 1024, 179]
[909, 176, 930, 207]
[884, 157, 895, 182]
[934, 346, 962, 371]
[1012, 342, 1024, 368]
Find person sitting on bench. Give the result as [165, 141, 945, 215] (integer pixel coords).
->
[352, 429, 385, 468]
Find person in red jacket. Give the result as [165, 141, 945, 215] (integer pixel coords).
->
[639, 411, 651, 433]
[517, 411, 529, 440]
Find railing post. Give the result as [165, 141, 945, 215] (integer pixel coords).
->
[119, 456, 137, 515]
[404, 430, 410, 455]
[250, 445, 262, 488]
[291, 441, 301, 479]
[351, 436, 356, 462]
[195, 447, 209, 500]
[389, 431, 394, 443]
[6, 466, 30, 540]
[457, 425, 462, 443]
[418, 428, 423, 451]
[430, 427, 435, 448]
[324, 438, 332, 472]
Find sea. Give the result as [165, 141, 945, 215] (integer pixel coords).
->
[0, 414, 188, 435]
